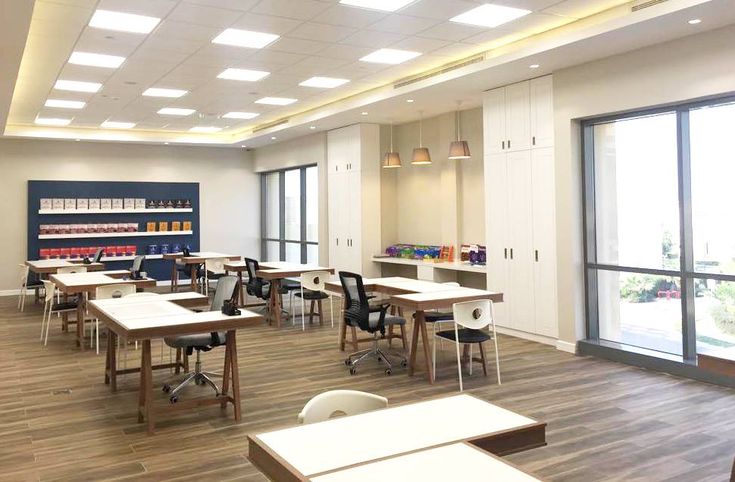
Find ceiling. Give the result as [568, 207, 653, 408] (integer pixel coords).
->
[1, 0, 732, 147]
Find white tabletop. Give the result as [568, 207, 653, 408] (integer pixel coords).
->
[394, 287, 497, 302]
[311, 443, 540, 482]
[91, 292, 208, 305]
[27, 259, 77, 268]
[50, 272, 153, 288]
[255, 394, 537, 477]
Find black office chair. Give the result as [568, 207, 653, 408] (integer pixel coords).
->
[244, 258, 287, 315]
[130, 255, 145, 273]
[92, 247, 104, 263]
[339, 271, 406, 375]
[162, 275, 238, 403]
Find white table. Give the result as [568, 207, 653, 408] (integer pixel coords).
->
[311, 443, 541, 482]
[372, 256, 487, 282]
[248, 394, 545, 481]
[26, 259, 105, 274]
[162, 251, 241, 291]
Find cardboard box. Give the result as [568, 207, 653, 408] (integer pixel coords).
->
[146, 222, 156, 232]
[123, 198, 135, 210]
[77, 198, 89, 210]
[159, 221, 169, 232]
[100, 198, 112, 210]
[40, 198, 52, 210]
[111, 198, 123, 210]
[64, 198, 76, 210]
[89, 198, 100, 210]
[183, 221, 192, 231]
[52, 198, 64, 210]
[171, 221, 181, 231]
[135, 198, 146, 210]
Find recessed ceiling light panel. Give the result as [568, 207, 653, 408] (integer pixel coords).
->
[54, 80, 102, 93]
[212, 28, 280, 49]
[299, 76, 350, 88]
[688, 18, 702, 24]
[223, 111, 260, 119]
[190, 126, 222, 133]
[339, 0, 416, 12]
[35, 117, 72, 126]
[217, 68, 270, 82]
[450, 3, 531, 28]
[45, 99, 86, 109]
[255, 97, 297, 106]
[89, 9, 161, 34]
[157, 107, 195, 116]
[143, 88, 188, 98]
[69, 51, 125, 68]
[360, 48, 421, 64]
[101, 121, 135, 129]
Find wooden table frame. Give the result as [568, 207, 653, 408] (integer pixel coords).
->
[247, 393, 545, 482]
[163, 252, 241, 292]
[26, 259, 105, 275]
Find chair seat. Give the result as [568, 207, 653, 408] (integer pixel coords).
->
[25, 280, 44, 289]
[424, 311, 454, 322]
[436, 328, 492, 344]
[295, 290, 329, 300]
[164, 331, 225, 349]
[368, 312, 405, 328]
[282, 280, 301, 291]
[52, 301, 78, 311]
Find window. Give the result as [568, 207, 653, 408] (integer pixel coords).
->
[261, 165, 318, 263]
[583, 96, 735, 363]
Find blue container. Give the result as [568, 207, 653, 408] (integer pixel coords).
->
[160, 243, 170, 255]
[171, 243, 182, 254]
[146, 244, 159, 255]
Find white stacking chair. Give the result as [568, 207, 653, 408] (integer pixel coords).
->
[92, 284, 136, 354]
[40, 280, 79, 345]
[298, 390, 388, 424]
[203, 257, 227, 296]
[433, 299, 501, 392]
[18, 264, 41, 311]
[294, 270, 333, 331]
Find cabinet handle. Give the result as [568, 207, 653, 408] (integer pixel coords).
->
[504, 248, 508, 259]
[508, 139, 511, 149]
[336, 237, 339, 246]
[501, 140, 505, 150]
[532, 136, 536, 146]
[510, 248, 514, 260]
[535, 250, 539, 262]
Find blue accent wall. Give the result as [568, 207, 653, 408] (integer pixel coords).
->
[28, 180, 200, 281]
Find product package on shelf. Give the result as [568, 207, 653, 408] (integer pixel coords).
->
[52, 198, 64, 210]
[123, 198, 135, 210]
[159, 221, 169, 232]
[64, 198, 76, 210]
[100, 198, 112, 210]
[175, 199, 184, 209]
[76, 198, 89, 210]
[146, 222, 156, 232]
[146, 200, 156, 209]
[183, 221, 192, 231]
[89, 198, 101, 210]
[135, 198, 146, 210]
[40, 198, 52, 210]
[171, 221, 181, 231]
[111, 198, 123, 210]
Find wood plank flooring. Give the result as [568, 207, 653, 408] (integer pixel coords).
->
[1, 294, 734, 481]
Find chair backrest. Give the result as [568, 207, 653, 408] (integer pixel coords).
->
[339, 271, 372, 330]
[300, 270, 329, 291]
[19, 264, 29, 283]
[42, 280, 56, 302]
[211, 275, 238, 311]
[124, 292, 159, 298]
[244, 258, 267, 298]
[130, 255, 145, 273]
[95, 284, 136, 300]
[92, 247, 104, 263]
[206, 257, 226, 274]
[298, 390, 388, 424]
[452, 299, 492, 330]
[57, 266, 88, 274]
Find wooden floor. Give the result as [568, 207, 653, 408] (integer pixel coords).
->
[2, 294, 734, 482]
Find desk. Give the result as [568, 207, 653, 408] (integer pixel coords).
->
[163, 252, 240, 292]
[256, 262, 334, 328]
[50, 272, 156, 349]
[311, 443, 541, 482]
[88, 297, 263, 434]
[248, 394, 545, 482]
[26, 259, 105, 275]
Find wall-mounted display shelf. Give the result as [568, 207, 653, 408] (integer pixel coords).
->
[38, 208, 193, 215]
[101, 254, 164, 262]
[39, 230, 193, 240]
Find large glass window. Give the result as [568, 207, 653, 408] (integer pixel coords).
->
[261, 165, 318, 263]
[584, 97, 735, 362]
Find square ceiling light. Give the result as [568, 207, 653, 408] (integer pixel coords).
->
[69, 51, 125, 68]
[255, 97, 297, 106]
[299, 76, 350, 88]
[212, 28, 280, 48]
[101, 121, 135, 129]
[217, 68, 270, 81]
[35, 117, 72, 126]
[360, 48, 421, 64]
[143, 88, 188, 98]
[158, 107, 195, 116]
[450, 3, 531, 28]
[190, 126, 222, 133]
[339, 0, 416, 12]
[54, 80, 102, 93]
[45, 99, 86, 109]
[223, 112, 260, 119]
[89, 9, 161, 34]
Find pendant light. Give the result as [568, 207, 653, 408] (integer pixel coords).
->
[448, 101, 471, 160]
[382, 121, 401, 168]
[411, 110, 431, 166]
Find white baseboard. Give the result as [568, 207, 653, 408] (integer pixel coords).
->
[555, 340, 577, 354]
[494, 326, 557, 347]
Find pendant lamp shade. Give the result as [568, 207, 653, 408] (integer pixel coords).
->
[411, 111, 431, 165]
[448, 140, 471, 159]
[383, 121, 402, 168]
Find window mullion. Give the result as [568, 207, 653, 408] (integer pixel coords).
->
[279, 170, 286, 261]
[300, 167, 307, 263]
[678, 108, 696, 361]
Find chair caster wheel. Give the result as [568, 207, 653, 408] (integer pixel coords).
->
[385, 369, 392, 376]
[344, 358, 352, 366]
[169, 396, 178, 404]
[349, 367, 357, 375]
[162, 385, 171, 393]
[401, 360, 407, 368]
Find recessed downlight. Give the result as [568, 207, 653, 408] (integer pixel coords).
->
[69, 51, 125, 69]
[271, 136, 277, 140]
[212, 28, 280, 49]
[406, 99, 414, 103]
[89, 9, 161, 34]
[361, 112, 368, 116]
[529, 64, 540, 69]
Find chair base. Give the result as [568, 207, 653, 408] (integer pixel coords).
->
[345, 337, 407, 376]
[162, 352, 220, 403]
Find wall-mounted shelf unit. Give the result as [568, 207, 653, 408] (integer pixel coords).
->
[38, 208, 193, 215]
[39, 230, 193, 240]
[100, 254, 164, 262]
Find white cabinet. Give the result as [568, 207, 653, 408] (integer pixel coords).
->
[483, 75, 557, 339]
[327, 124, 381, 277]
[483, 89, 506, 154]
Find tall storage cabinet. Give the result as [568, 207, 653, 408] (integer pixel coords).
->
[483, 75, 558, 339]
[327, 124, 381, 277]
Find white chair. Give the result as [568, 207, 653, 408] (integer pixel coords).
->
[298, 390, 388, 424]
[18, 264, 43, 311]
[40, 280, 79, 346]
[433, 299, 501, 392]
[55, 265, 87, 304]
[92, 284, 136, 354]
[294, 270, 333, 331]
[203, 257, 227, 296]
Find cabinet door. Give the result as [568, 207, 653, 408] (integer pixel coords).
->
[483, 88, 506, 154]
[485, 153, 511, 327]
[505, 82, 531, 152]
[327, 171, 344, 270]
[347, 170, 362, 273]
[506, 150, 535, 333]
[531, 147, 558, 337]
[530, 76, 554, 149]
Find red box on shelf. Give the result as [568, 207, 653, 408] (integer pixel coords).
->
[59, 248, 71, 259]
[116, 246, 127, 256]
[106, 245, 117, 257]
[69, 247, 80, 259]
[49, 248, 60, 259]
[126, 245, 136, 256]
[39, 249, 50, 260]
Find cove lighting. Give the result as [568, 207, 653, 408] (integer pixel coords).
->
[217, 68, 270, 82]
[35, 117, 72, 126]
[450, 4, 531, 28]
[101, 121, 135, 129]
[360, 48, 421, 65]
[69, 51, 125, 68]
[89, 9, 160, 34]
[299, 76, 350, 88]
[212, 28, 280, 49]
[255, 97, 297, 106]
[339, 0, 416, 12]
[223, 112, 260, 119]
[157, 107, 195, 116]
[54, 80, 102, 93]
[45, 99, 86, 109]
[143, 88, 188, 98]
[190, 126, 222, 133]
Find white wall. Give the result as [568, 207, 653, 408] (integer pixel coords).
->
[0, 138, 259, 291]
[553, 25, 735, 345]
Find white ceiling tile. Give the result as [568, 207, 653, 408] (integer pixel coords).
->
[389, 36, 451, 54]
[316, 43, 374, 60]
[128, 47, 191, 65]
[312, 4, 387, 28]
[416, 21, 485, 42]
[58, 63, 116, 83]
[141, 33, 206, 55]
[153, 20, 221, 42]
[240, 49, 307, 67]
[167, 2, 245, 28]
[341, 29, 406, 48]
[96, 0, 178, 18]
[543, 0, 629, 18]
[366, 14, 441, 36]
[400, 0, 481, 20]
[275, 55, 353, 76]
[462, 12, 572, 45]
[269, 37, 331, 55]
[288, 22, 357, 43]
[229, 13, 304, 35]
[250, 0, 332, 21]
[182, 0, 260, 12]
[74, 28, 146, 57]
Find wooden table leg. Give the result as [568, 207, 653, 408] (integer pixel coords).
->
[271, 280, 282, 329]
[408, 310, 421, 377]
[221, 336, 231, 410]
[190, 264, 197, 292]
[418, 313, 435, 384]
[76, 293, 85, 350]
[104, 331, 111, 385]
[170, 261, 177, 292]
[141, 340, 154, 434]
[109, 332, 117, 391]
[226, 330, 242, 422]
[237, 272, 245, 307]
